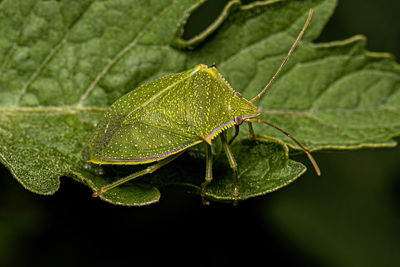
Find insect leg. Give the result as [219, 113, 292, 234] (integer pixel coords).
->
[228, 125, 240, 145]
[201, 143, 213, 205]
[92, 152, 184, 197]
[248, 122, 256, 140]
[221, 131, 239, 206]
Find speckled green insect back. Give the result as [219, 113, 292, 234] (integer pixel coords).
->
[86, 9, 320, 205]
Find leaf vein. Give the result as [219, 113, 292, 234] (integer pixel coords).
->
[218, 7, 314, 69]
[14, 0, 96, 105]
[0, 1, 40, 80]
[77, 0, 178, 107]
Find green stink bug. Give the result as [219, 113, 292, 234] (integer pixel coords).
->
[85, 9, 320, 205]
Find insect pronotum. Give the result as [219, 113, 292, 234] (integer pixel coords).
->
[86, 9, 320, 205]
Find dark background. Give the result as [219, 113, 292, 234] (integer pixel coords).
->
[1, 1, 399, 266]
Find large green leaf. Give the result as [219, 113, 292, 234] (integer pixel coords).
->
[0, 0, 399, 205]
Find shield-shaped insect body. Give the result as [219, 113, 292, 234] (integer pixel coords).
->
[86, 64, 259, 165]
[85, 9, 319, 205]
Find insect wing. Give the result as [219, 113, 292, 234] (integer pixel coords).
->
[86, 65, 258, 164]
[86, 67, 202, 164]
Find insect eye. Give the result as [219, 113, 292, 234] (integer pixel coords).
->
[235, 92, 242, 98]
[235, 116, 243, 125]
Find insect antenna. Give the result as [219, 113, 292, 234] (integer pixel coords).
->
[249, 8, 313, 103]
[245, 118, 321, 176]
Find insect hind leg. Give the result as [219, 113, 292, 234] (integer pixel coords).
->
[92, 152, 183, 197]
[201, 143, 213, 205]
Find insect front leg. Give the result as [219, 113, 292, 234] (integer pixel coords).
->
[201, 143, 213, 205]
[248, 122, 256, 140]
[92, 152, 183, 197]
[228, 125, 240, 145]
[221, 131, 239, 206]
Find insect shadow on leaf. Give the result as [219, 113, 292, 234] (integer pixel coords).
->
[85, 9, 320, 206]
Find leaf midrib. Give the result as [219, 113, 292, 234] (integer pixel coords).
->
[0, 104, 398, 116]
[0, 106, 106, 115]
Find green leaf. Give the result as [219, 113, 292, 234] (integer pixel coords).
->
[167, 137, 306, 202]
[0, 0, 399, 205]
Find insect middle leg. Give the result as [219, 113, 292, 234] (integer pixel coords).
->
[201, 143, 213, 205]
[92, 152, 183, 197]
[221, 130, 239, 206]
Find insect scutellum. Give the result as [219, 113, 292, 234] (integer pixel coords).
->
[87, 8, 320, 206]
